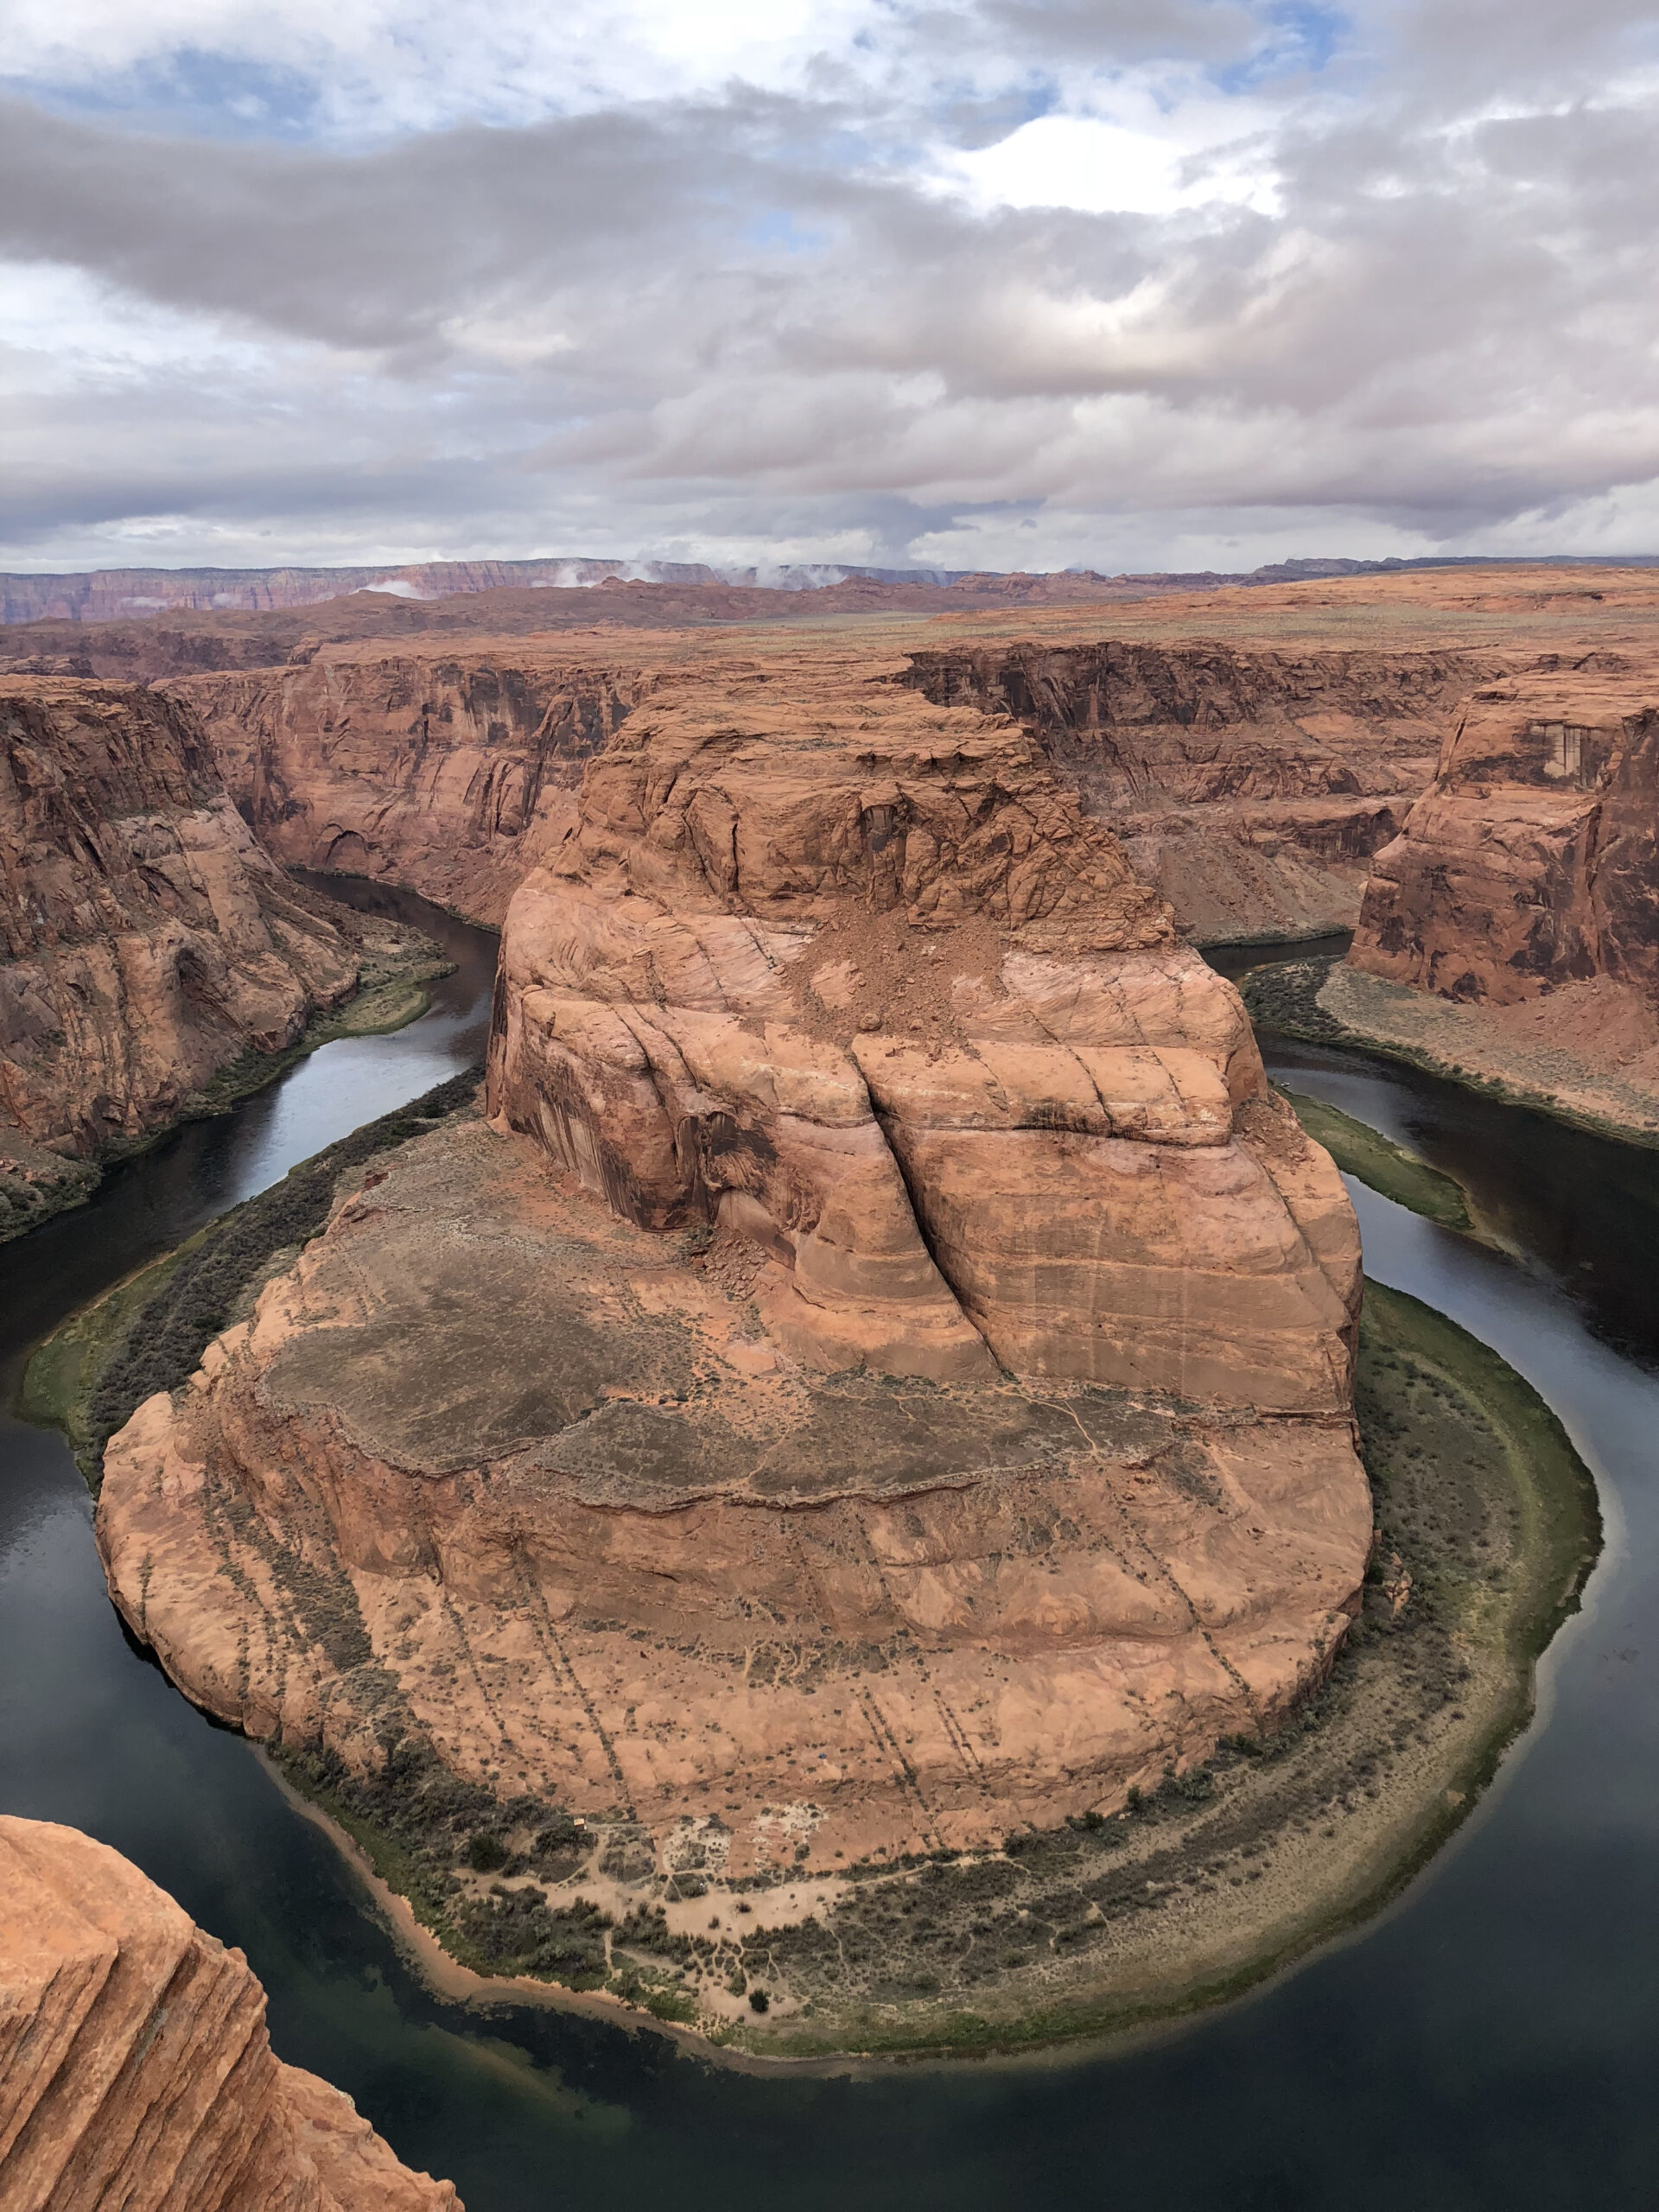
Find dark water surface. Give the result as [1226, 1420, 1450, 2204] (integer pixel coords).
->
[6, 904, 1659, 2209]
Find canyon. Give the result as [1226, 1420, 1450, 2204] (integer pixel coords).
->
[155, 616, 1486, 946]
[902, 638, 1488, 943]
[21, 558, 1656, 2055]
[0, 1815, 460, 2212]
[92, 639, 1372, 1965]
[0, 677, 417, 1239]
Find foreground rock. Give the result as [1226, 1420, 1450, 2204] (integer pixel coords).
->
[98, 644, 1370, 1940]
[903, 641, 1491, 943]
[0, 677, 389, 1235]
[0, 1815, 459, 2210]
[1340, 662, 1659, 1135]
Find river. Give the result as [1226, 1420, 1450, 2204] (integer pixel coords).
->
[5, 891, 1659, 2210]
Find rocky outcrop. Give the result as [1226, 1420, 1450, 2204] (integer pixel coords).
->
[170, 648, 638, 925]
[1349, 662, 1659, 1004]
[1316, 662, 1659, 1131]
[905, 641, 1491, 942]
[0, 1815, 459, 2212]
[0, 679, 366, 1221]
[97, 644, 1370, 1893]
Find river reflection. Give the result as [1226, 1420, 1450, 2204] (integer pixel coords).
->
[4, 911, 1659, 2210]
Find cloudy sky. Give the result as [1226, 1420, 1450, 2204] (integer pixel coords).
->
[3, 0, 1658, 575]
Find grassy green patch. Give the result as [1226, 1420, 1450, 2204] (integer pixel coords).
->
[1280, 1087, 1474, 1231]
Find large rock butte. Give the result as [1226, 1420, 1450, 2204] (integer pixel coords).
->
[0, 1815, 459, 2212]
[98, 644, 1371, 1883]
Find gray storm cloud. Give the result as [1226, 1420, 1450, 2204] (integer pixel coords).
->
[3, 0, 1658, 569]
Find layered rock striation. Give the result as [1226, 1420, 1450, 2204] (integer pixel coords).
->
[0, 1815, 459, 2212]
[171, 647, 638, 924]
[1, 679, 367, 1230]
[905, 641, 1491, 943]
[97, 646, 1371, 1891]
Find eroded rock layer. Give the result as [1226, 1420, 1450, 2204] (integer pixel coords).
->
[0, 1815, 458, 2212]
[99, 644, 1371, 1880]
[1350, 662, 1659, 1006]
[1, 678, 359, 1174]
[169, 649, 639, 924]
[905, 641, 1491, 942]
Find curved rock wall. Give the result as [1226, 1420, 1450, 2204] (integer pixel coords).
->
[0, 1816, 459, 2212]
[169, 647, 638, 925]
[0, 677, 359, 1163]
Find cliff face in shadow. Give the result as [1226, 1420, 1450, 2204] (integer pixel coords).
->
[0, 1815, 460, 2212]
[0, 677, 364, 1230]
[168, 648, 638, 925]
[903, 641, 1494, 943]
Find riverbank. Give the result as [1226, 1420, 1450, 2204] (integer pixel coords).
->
[0, 918, 451, 1249]
[1278, 1088, 1476, 1233]
[19, 1067, 482, 1479]
[1245, 958, 1659, 1150]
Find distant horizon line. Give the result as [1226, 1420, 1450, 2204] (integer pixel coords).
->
[5, 548, 1659, 628]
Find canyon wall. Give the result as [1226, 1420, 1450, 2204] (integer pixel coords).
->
[905, 641, 1491, 942]
[0, 1815, 459, 2212]
[98, 643, 1371, 1885]
[1349, 662, 1659, 1004]
[0, 678, 362, 1224]
[168, 648, 639, 925]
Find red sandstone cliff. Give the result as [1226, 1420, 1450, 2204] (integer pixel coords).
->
[905, 641, 1492, 942]
[168, 648, 638, 925]
[1350, 661, 1659, 1003]
[0, 1816, 459, 2212]
[1306, 660, 1659, 1128]
[1, 679, 370, 1231]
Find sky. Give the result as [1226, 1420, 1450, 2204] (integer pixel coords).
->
[3, 0, 1659, 576]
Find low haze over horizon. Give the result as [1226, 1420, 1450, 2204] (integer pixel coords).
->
[5, 0, 1658, 579]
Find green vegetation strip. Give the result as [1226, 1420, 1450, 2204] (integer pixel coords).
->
[1279, 1087, 1474, 1231]
[20, 1065, 483, 1484]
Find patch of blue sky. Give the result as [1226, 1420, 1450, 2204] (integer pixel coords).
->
[746, 209, 828, 253]
[4, 49, 324, 143]
[1215, 1, 1349, 92]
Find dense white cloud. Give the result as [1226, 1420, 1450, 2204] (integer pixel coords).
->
[3, 0, 1659, 572]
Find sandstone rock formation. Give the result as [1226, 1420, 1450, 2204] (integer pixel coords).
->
[0, 679, 370, 1229]
[171, 648, 638, 924]
[0, 1815, 459, 2212]
[97, 645, 1371, 1891]
[905, 641, 1491, 944]
[1350, 661, 1659, 1005]
[1320, 660, 1659, 1126]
